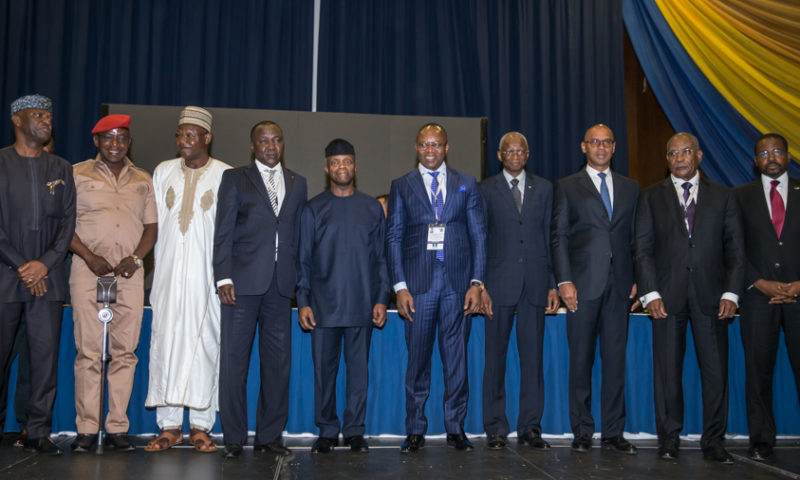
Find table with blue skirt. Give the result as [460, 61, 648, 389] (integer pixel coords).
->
[3, 308, 798, 436]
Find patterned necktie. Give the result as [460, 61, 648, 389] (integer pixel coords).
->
[267, 170, 279, 215]
[770, 180, 785, 238]
[598, 172, 612, 220]
[510, 178, 522, 213]
[682, 182, 695, 235]
[429, 171, 444, 261]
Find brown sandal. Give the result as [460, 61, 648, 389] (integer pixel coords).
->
[144, 429, 183, 452]
[189, 428, 218, 453]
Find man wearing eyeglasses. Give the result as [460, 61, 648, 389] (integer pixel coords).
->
[635, 132, 745, 464]
[733, 133, 800, 462]
[551, 124, 639, 455]
[386, 123, 486, 452]
[478, 131, 558, 450]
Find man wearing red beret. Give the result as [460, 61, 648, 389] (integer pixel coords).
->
[69, 114, 157, 452]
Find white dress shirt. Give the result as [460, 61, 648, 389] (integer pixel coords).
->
[586, 164, 614, 209]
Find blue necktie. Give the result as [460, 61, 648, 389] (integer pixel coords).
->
[598, 172, 612, 220]
[429, 171, 444, 261]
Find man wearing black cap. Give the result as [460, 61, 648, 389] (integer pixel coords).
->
[297, 139, 389, 453]
[0, 94, 76, 454]
[214, 121, 307, 458]
[69, 114, 157, 452]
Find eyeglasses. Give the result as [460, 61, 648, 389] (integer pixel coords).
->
[756, 148, 786, 159]
[416, 142, 445, 150]
[499, 150, 528, 157]
[584, 139, 614, 148]
[667, 147, 694, 159]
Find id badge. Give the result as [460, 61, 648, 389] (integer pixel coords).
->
[427, 223, 445, 250]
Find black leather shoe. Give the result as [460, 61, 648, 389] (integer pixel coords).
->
[254, 441, 292, 456]
[486, 434, 506, 450]
[446, 433, 474, 451]
[70, 434, 98, 453]
[571, 436, 591, 452]
[748, 442, 773, 461]
[223, 443, 243, 458]
[400, 434, 425, 453]
[311, 436, 338, 453]
[658, 439, 679, 460]
[27, 437, 63, 455]
[703, 443, 734, 464]
[344, 435, 369, 452]
[601, 435, 637, 455]
[105, 433, 136, 451]
[519, 430, 551, 449]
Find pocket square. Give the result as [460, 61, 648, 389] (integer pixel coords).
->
[458, 185, 466, 192]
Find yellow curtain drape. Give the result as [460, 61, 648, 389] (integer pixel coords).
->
[656, 0, 800, 160]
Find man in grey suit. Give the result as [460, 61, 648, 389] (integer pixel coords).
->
[479, 132, 558, 450]
[734, 133, 800, 462]
[551, 124, 639, 455]
[635, 132, 745, 464]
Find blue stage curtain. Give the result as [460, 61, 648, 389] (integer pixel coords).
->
[316, 0, 630, 179]
[622, 0, 800, 187]
[0, 0, 314, 165]
[6, 308, 798, 436]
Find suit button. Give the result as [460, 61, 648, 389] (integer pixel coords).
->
[779, 241, 783, 246]
[519, 221, 523, 225]
[277, 220, 280, 224]
[775, 262, 781, 269]
[689, 243, 694, 248]
[520, 240, 524, 244]
[686, 266, 693, 271]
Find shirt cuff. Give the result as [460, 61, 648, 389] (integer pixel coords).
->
[640, 291, 661, 307]
[393, 282, 408, 293]
[557, 281, 572, 287]
[217, 278, 233, 288]
[721, 292, 739, 307]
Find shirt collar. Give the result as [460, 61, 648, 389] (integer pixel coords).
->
[418, 162, 446, 177]
[761, 171, 788, 189]
[502, 169, 524, 184]
[671, 171, 699, 187]
[256, 161, 282, 175]
[585, 164, 611, 178]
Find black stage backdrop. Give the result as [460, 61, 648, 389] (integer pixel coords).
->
[1, 0, 626, 181]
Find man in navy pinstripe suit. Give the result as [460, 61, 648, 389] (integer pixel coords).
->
[386, 123, 487, 452]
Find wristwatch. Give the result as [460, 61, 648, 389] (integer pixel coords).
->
[131, 254, 143, 267]
[470, 280, 485, 290]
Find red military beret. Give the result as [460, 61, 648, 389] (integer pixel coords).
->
[91, 114, 131, 134]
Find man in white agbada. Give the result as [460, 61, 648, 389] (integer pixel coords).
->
[145, 106, 232, 453]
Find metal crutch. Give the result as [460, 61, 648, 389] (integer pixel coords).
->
[95, 275, 118, 455]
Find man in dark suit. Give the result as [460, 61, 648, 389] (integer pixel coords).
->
[386, 123, 486, 452]
[551, 124, 639, 455]
[0, 94, 76, 455]
[214, 121, 307, 458]
[635, 132, 745, 464]
[479, 131, 558, 450]
[734, 133, 800, 462]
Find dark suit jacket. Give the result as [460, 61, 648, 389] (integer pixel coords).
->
[635, 176, 745, 315]
[480, 172, 554, 307]
[0, 148, 75, 302]
[386, 166, 486, 296]
[734, 177, 800, 304]
[213, 162, 307, 298]
[551, 169, 639, 301]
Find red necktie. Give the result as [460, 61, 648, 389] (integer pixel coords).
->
[770, 180, 785, 238]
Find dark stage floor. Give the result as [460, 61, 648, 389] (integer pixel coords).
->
[1, 434, 799, 480]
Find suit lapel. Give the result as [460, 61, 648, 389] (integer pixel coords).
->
[577, 169, 607, 223]
[441, 167, 459, 220]
[409, 169, 432, 211]
[244, 162, 271, 206]
[520, 172, 536, 216]
[783, 177, 800, 234]
[494, 173, 520, 215]
[747, 180, 775, 238]
[280, 166, 295, 218]
[660, 178, 687, 235]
